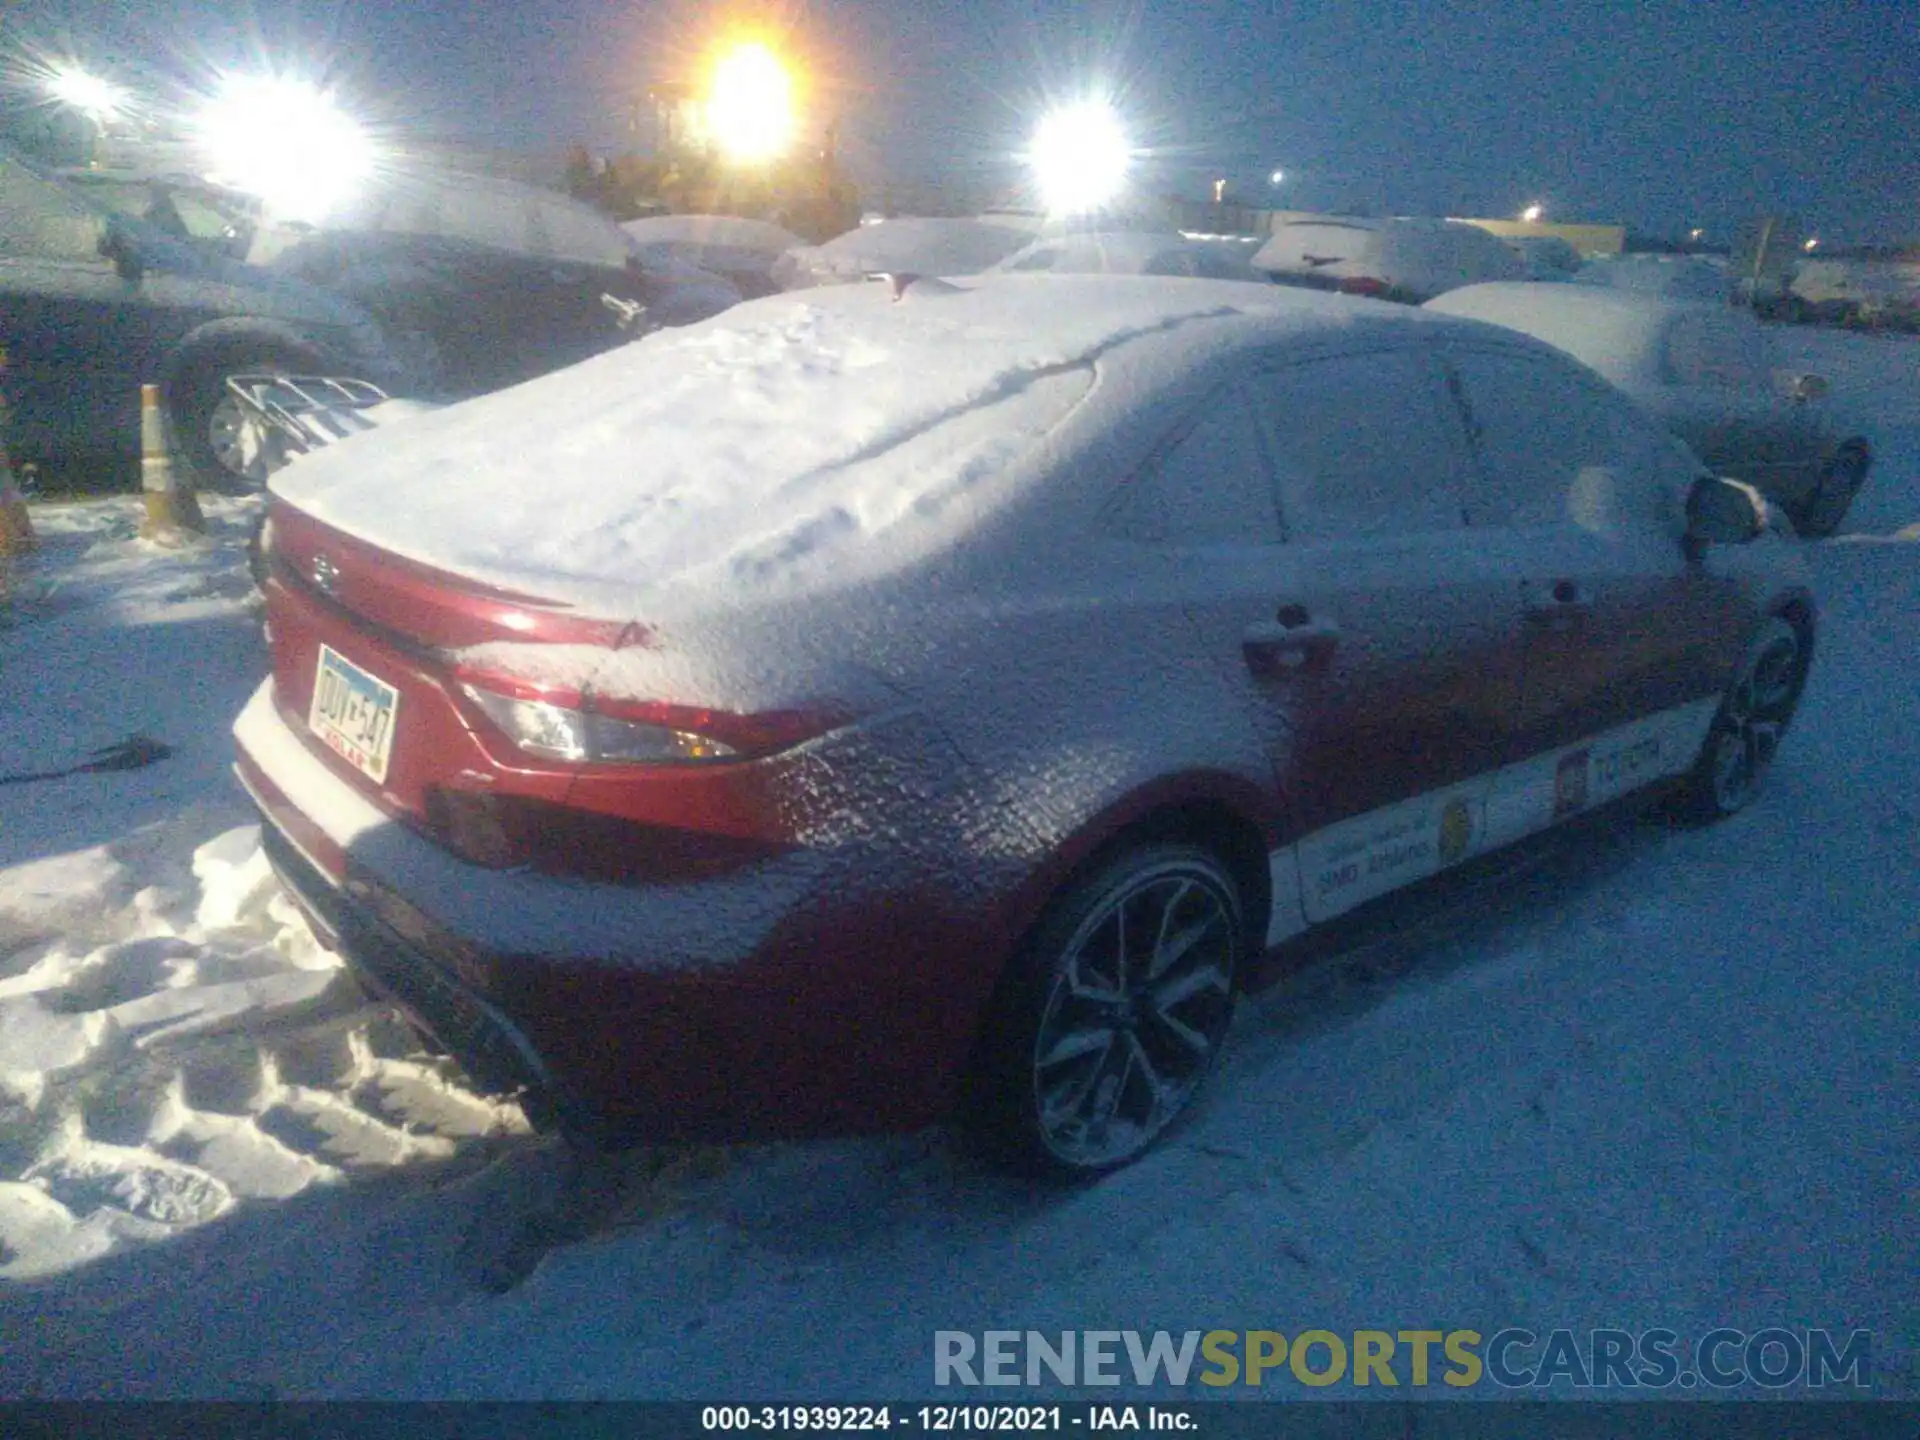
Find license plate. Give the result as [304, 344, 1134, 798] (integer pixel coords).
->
[309, 645, 400, 784]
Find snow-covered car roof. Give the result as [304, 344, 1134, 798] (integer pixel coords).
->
[271, 275, 1442, 620]
[775, 217, 1035, 286]
[249, 169, 635, 272]
[993, 231, 1263, 280]
[1424, 281, 1734, 388]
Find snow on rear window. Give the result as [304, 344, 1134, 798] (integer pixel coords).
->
[269, 285, 1242, 618]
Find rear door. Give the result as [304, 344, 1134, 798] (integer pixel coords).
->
[1192, 341, 1526, 922]
[1442, 339, 1749, 843]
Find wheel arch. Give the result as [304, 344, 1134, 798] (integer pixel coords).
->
[161, 318, 330, 401]
[987, 770, 1286, 998]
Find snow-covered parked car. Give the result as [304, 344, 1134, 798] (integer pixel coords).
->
[773, 216, 1034, 288]
[1426, 282, 1873, 535]
[0, 147, 409, 488]
[236, 275, 1815, 1176]
[621, 213, 806, 299]
[1571, 253, 1732, 303]
[249, 171, 743, 401]
[993, 230, 1263, 280]
[1252, 215, 1526, 302]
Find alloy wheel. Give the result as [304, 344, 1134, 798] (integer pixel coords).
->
[1031, 863, 1237, 1170]
[1708, 628, 1803, 813]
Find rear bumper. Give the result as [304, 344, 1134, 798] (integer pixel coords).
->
[231, 679, 1003, 1143]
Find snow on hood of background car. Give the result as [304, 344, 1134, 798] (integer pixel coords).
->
[268, 276, 1317, 620]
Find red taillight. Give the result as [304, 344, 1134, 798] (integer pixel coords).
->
[450, 664, 852, 766]
[588, 695, 852, 757]
[1338, 275, 1391, 298]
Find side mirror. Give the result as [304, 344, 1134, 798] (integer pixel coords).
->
[98, 222, 144, 282]
[1685, 475, 1767, 553]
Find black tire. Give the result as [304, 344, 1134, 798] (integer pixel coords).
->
[1674, 617, 1810, 824]
[962, 842, 1244, 1179]
[1793, 444, 1870, 539]
[169, 343, 317, 493]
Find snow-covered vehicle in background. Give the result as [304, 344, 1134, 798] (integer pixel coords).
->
[236, 273, 1814, 1178]
[246, 170, 741, 400]
[621, 214, 807, 298]
[1427, 282, 1874, 535]
[1251, 215, 1526, 302]
[72, 164, 741, 485]
[991, 230, 1263, 280]
[0, 146, 409, 489]
[1570, 253, 1733, 303]
[772, 216, 1034, 288]
[1786, 258, 1920, 332]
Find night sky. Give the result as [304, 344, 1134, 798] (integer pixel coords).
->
[9, 0, 1918, 242]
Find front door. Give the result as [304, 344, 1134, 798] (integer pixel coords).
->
[1444, 340, 1750, 844]
[1201, 342, 1526, 922]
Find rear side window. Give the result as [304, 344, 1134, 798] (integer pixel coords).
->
[1449, 346, 1688, 535]
[1104, 389, 1280, 545]
[0, 159, 105, 261]
[1246, 347, 1471, 540]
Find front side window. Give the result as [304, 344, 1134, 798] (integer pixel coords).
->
[1247, 346, 1472, 541]
[1449, 346, 1687, 536]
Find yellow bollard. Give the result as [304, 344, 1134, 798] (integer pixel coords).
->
[0, 441, 36, 560]
[138, 383, 206, 543]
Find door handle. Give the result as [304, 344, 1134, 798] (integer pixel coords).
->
[1243, 605, 1340, 672]
[1523, 578, 1590, 628]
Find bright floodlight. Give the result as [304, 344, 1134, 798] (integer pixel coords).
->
[1269, 168, 1285, 186]
[1027, 100, 1132, 214]
[1520, 203, 1544, 223]
[1803, 236, 1820, 252]
[47, 65, 128, 120]
[708, 41, 796, 164]
[193, 73, 374, 225]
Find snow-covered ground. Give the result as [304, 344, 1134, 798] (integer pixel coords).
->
[0, 327, 1914, 1400]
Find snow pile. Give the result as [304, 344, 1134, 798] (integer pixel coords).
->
[268, 279, 1277, 617]
[775, 217, 1033, 287]
[0, 499, 527, 1282]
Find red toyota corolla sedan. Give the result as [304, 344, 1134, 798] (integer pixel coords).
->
[234, 275, 1815, 1176]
